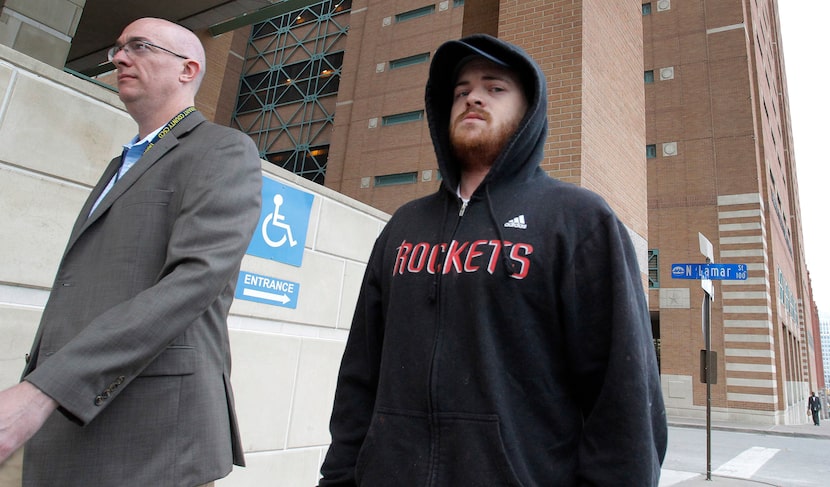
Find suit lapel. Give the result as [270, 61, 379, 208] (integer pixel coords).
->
[66, 112, 206, 252]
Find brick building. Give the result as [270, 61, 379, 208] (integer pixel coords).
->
[644, 0, 819, 424]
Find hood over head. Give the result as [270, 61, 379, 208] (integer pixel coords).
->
[426, 34, 548, 196]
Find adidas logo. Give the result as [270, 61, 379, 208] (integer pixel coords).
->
[504, 215, 527, 229]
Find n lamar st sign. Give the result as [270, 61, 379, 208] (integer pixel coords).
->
[671, 263, 748, 281]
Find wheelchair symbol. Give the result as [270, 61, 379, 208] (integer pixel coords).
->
[262, 194, 298, 248]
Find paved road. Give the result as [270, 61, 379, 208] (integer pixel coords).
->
[661, 418, 830, 486]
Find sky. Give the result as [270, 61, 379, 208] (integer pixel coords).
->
[777, 2, 830, 322]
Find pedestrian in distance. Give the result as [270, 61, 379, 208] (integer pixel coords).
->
[0, 17, 262, 487]
[808, 391, 822, 426]
[319, 34, 667, 486]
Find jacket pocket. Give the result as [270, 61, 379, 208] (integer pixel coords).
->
[355, 407, 430, 486]
[435, 412, 525, 487]
[138, 345, 196, 377]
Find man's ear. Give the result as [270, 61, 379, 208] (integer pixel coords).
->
[180, 59, 201, 84]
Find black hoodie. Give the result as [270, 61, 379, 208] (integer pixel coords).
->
[320, 34, 667, 486]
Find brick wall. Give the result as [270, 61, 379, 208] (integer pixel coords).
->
[325, 1, 464, 213]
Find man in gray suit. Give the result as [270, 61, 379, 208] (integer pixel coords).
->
[0, 18, 262, 486]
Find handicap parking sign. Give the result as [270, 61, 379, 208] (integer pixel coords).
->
[247, 177, 314, 267]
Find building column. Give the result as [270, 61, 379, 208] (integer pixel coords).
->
[0, 0, 85, 68]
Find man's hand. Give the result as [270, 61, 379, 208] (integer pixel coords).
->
[0, 381, 58, 463]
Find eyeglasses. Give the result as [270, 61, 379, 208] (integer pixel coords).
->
[107, 40, 188, 62]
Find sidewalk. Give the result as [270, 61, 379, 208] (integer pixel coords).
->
[663, 417, 830, 486]
[669, 416, 830, 440]
[665, 473, 778, 486]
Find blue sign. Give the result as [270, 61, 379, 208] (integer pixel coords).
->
[235, 271, 300, 309]
[671, 263, 748, 280]
[247, 177, 314, 267]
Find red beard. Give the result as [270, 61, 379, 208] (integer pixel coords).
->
[450, 108, 518, 172]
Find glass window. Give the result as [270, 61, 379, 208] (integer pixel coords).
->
[382, 110, 424, 126]
[390, 53, 430, 69]
[375, 172, 418, 187]
[396, 5, 435, 22]
[646, 144, 657, 159]
[644, 70, 655, 83]
[642, 3, 652, 15]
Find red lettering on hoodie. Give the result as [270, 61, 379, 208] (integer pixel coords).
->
[394, 240, 413, 275]
[408, 242, 431, 273]
[427, 243, 447, 274]
[463, 240, 489, 272]
[508, 243, 534, 279]
[486, 240, 503, 274]
[443, 240, 470, 274]
[393, 240, 532, 278]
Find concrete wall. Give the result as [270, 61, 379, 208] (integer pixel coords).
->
[0, 0, 85, 69]
[0, 42, 387, 485]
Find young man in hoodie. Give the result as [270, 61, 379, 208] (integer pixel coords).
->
[319, 35, 667, 486]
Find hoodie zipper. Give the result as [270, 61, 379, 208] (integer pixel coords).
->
[427, 196, 468, 486]
[459, 199, 469, 217]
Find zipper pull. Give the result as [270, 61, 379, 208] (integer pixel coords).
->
[459, 200, 468, 217]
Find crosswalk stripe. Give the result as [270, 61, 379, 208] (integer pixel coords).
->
[712, 446, 780, 478]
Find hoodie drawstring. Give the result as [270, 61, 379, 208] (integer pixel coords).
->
[485, 185, 520, 277]
[429, 196, 451, 302]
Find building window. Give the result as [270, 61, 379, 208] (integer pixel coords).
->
[644, 70, 654, 83]
[382, 110, 424, 126]
[454, 0, 465, 6]
[390, 53, 430, 69]
[396, 5, 435, 22]
[375, 172, 418, 187]
[642, 3, 652, 15]
[648, 249, 659, 288]
[646, 144, 657, 159]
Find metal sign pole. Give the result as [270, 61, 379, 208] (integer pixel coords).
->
[698, 233, 714, 482]
[671, 233, 738, 483]
[703, 288, 712, 481]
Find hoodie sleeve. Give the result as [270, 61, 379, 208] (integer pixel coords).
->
[559, 207, 667, 486]
[319, 236, 387, 486]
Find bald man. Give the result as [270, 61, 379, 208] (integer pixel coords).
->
[0, 18, 261, 486]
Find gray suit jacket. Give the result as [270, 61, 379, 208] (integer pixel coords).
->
[21, 112, 262, 487]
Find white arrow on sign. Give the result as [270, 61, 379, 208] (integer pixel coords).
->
[243, 288, 291, 304]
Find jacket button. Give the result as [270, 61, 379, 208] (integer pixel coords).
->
[94, 395, 105, 406]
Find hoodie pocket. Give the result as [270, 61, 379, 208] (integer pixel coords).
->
[355, 409, 524, 486]
[435, 412, 525, 487]
[355, 408, 430, 486]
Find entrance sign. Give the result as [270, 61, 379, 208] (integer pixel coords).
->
[247, 177, 314, 267]
[235, 271, 300, 309]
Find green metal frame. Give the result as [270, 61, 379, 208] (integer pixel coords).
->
[232, 0, 351, 184]
[648, 249, 659, 288]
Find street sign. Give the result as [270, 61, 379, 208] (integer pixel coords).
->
[671, 263, 748, 280]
